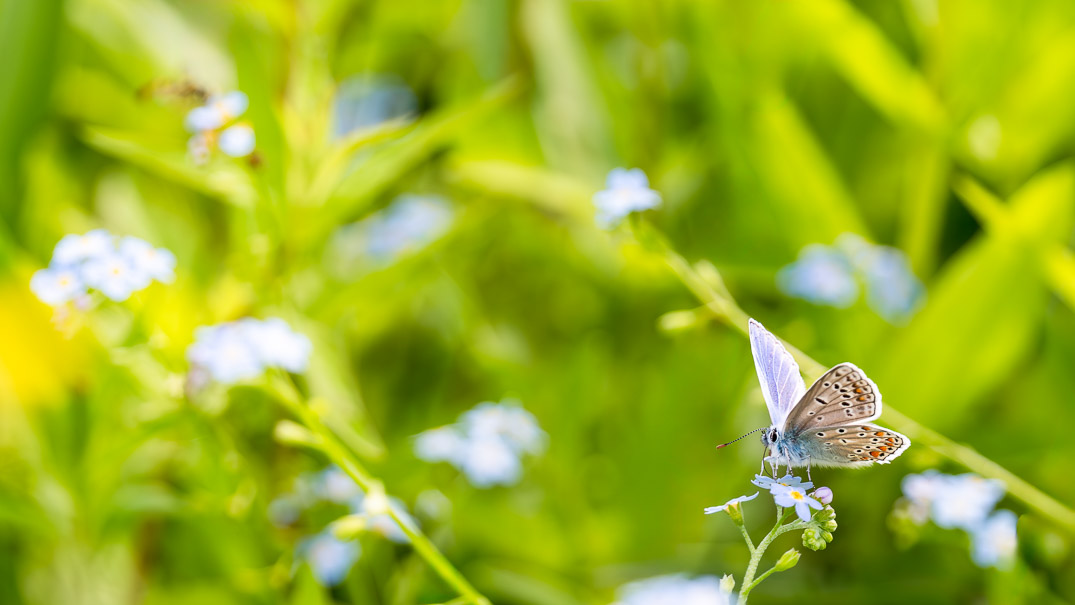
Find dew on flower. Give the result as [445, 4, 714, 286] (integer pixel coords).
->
[592, 167, 662, 229]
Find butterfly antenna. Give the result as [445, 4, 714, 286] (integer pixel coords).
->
[715, 427, 767, 450]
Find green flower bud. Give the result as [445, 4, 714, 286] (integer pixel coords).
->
[822, 519, 838, 532]
[774, 549, 801, 572]
[802, 527, 827, 551]
[724, 502, 745, 525]
[720, 574, 735, 594]
[821, 529, 834, 542]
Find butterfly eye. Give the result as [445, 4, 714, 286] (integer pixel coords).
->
[768, 429, 779, 443]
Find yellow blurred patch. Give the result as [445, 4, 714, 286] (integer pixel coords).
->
[0, 269, 89, 407]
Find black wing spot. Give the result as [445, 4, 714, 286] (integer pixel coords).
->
[815, 398, 828, 405]
[837, 428, 846, 434]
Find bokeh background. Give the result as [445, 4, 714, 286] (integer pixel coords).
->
[2, 0, 1075, 603]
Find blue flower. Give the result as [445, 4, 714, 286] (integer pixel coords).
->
[337, 195, 454, 264]
[752, 473, 814, 492]
[971, 509, 1018, 569]
[615, 574, 734, 605]
[592, 168, 662, 229]
[29, 266, 84, 306]
[298, 531, 360, 587]
[186, 318, 311, 385]
[704, 492, 759, 514]
[348, 494, 414, 544]
[183, 91, 255, 162]
[118, 236, 176, 284]
[771, 484, 823, 521]
[81, 252, 150, 302]
[777, 244, 858, 307]
[185, 91, 248, 133]
[218, 123, 256, 158]
[860, 246, 925, 323]
[52, 229, 113, 266]
[907, 472, 1005, 531]
[332, 75, 417, 137]
[414, 399, 546, 488]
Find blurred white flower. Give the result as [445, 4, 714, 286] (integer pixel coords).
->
[218, 123, 256, 157]
[458, 435, 523, 488]
[929, 474, 1005, 530]
[186, 318, 311, 385]
[779, 234, 925, 323]
[971, 509, 1018, 569]
[32, 230, 176, 308]
[119, 236, 176, 283]
[414, 426, 466, 463]
[777, 244, 858, 307]
[414, 399, 545, 488]
[316, 466, 362, 505]
[52, 229, 113, 266]
[183, 91, 255, 162]
[592, 167, 662, 229]
[461, 401, 547, 455]
[185, 91, 248, 133]
[339, 195, 454, 264]
[332, 75, 417, 137]
[29, 266, 83, 306]
[614, 574, 734, 605]
[298, 531, 360, 587]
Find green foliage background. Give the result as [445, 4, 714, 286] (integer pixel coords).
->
[1, 0, 1074, 603]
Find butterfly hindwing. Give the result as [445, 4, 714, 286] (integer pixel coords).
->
[782, 363, 881, 436]
[797, 424, 910, 466]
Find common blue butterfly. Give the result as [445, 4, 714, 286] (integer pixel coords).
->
[735, 318, 911, 470]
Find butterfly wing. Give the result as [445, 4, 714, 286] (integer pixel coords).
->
[749, 319, 807, 428]
[782, 363, 881, 435]
[796, 424, 910, 467]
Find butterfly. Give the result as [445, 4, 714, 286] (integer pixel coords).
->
[743, 318, 910, 470]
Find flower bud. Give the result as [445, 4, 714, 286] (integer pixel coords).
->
[802, 527, 828, 551]
[774, 548, 801, 571]
[720, 574, 735, 594]
[822, 518, 838, 532]
[724, 502, 745, 525]
[813, 486, 833, 505]
[821, 529, 834, 542]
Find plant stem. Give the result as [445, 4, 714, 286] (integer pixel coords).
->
[738, 508, 802, 603]
[268, 374, 491, 605]
[632, 220, 1075, 533]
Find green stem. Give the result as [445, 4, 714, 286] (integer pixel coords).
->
[738, 509, 803, 603]
[632, 219, 1075, 534]
[268, 374, 491, 605]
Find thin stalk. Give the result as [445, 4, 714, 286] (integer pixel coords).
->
[738, 508, 804, 603]
[268, 374, 491, 605]
[631, 219, 1075, 533]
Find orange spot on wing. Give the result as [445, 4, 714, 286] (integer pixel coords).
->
[869, 451, 881, 458]
[875, 432, 885, 436]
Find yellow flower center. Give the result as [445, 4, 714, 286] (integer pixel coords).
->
[790, 491, 804, 501]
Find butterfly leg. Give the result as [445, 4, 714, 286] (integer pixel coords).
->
[806, 458, 813, 483]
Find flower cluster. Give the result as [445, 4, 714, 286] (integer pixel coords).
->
[30, 230, 176, 306]
[592, 168, 662, 229]
[334, 194, 454, 265]
[273, 466, 419, 586]
[414, 400, 546, 488]
[613, 573, 735, 605]
[778, 233, 925, 323]
[898, 471, 1017, 569]
[184, 91, 256, 163]
[186, 317, 312, 384]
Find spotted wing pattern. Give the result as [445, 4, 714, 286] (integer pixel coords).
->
[749, 319, 806, 429]
[805, 424, 910, 465]
[782, 363, 881, 435]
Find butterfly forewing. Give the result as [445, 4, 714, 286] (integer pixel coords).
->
[749, 319, 807, 428]
[805, 425, 910, 465]
[782, 363, 881, 435]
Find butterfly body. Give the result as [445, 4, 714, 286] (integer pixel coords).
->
[748, 319, 910, 469]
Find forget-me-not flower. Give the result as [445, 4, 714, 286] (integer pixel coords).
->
[298, 531, 360, 587]
[924, 473, 1005, 530]
[414, 399, 545, 488]
[184, 91, 255, 163]
[332, 74, 417, 137]
[704, 492, 759, 515]
[31, 230, 175, 307]
[971, 509, 1018, 569]
[772, 484, 823, 522]
[613, 573, 734, 605]
[186, 317, 311, 385]
[592, 168, 662, 229]
[752, 473, 814, 492]
[779, 233, 925, 323]
[336, 195, 454, 265]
